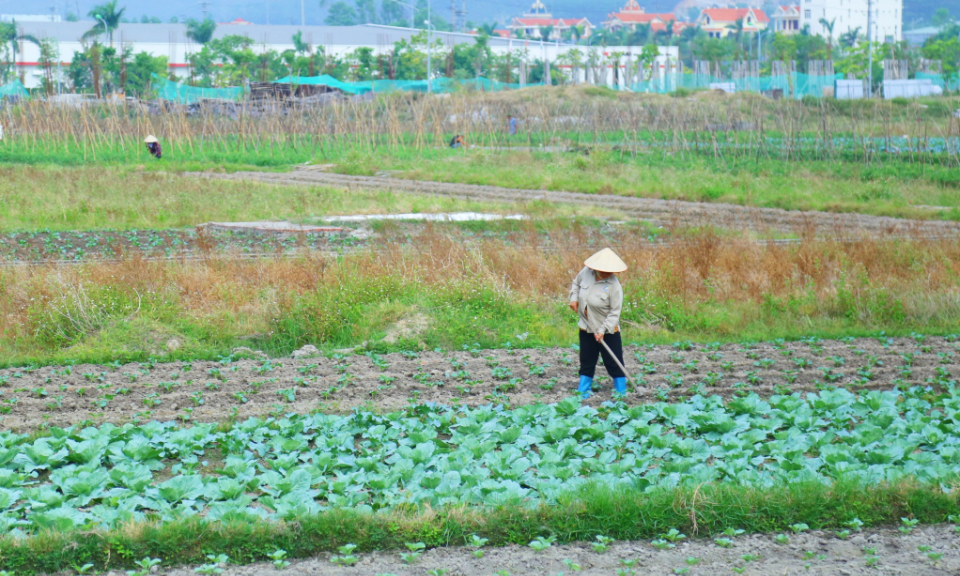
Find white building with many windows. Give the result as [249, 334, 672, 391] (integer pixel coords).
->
[798, 0, 902, 43]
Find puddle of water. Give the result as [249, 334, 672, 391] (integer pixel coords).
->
[320, 212, 528, 222]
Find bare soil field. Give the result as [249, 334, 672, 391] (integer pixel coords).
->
[157, 524, 960, 576]
[1, 336, 953, 432]
[195, 168, 960, 236]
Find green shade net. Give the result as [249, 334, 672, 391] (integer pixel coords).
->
[916, 72, 960, 91]
[630, 72, 845, 98]
[0, 79, 28, 100]
[274, 76, 543, 94]
[153, 75, 245, 104]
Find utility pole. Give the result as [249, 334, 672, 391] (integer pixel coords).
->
[866, 0, 873, 97]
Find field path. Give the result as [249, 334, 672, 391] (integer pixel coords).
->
[158, 525, 959, 576]
[194, 167, 960, 235]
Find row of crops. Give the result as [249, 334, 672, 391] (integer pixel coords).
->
[1, 386, 958, 536]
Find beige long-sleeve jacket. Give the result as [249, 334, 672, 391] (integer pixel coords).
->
[568, 266, 623, 335]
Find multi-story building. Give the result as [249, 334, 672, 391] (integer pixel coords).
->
[771, 5, 801, 34]
[506, 0, 593, 40]
[695, 8, 769, 39]
[798, 0, 902, 43]
[602, 0, 678, 34]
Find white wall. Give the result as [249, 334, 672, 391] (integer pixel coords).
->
[14, 38, 678, 91]
[799, 0, 902, 43]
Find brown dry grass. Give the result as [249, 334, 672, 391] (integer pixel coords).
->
[3, 227, 959, 363]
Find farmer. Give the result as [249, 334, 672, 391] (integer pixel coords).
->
[449, 134, 465, 148]
[568, 247, 627, 399]
[144, 135, 161, 159]
[508, 115, 517, 135]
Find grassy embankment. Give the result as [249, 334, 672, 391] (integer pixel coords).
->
[3, 225, 959, 367]
[2, 479, 955, 574]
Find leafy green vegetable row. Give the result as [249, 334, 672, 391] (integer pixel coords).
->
[2, 385, 959, 535]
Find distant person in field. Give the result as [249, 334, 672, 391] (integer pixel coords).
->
[144, 135, 161, 159]
[449, 134, 465, 148]
[568, 248, 627, 399]
[508, 115, 517, 135]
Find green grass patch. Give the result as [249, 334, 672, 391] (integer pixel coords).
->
[0, 480, 956, 574]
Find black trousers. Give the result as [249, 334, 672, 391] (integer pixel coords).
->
[578, 330, 625, 379]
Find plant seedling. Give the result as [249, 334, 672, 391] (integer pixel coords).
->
[468, 534, 488, 558]
[616, 570, 635, 576]
[592, 534, 614, 553]
[844, 518, 864, 531]
[651, 539, 675, 550]
[661, 528, 686, 542]
[722, 527, 745, 537]
[685, 557, 700, 565]
[741, 553, 760, 563]
[618, 559, 638, 568]
[862, 547, 878, 555]
[267, 549, 290, 570]
[529, 535, 555, 552]
[330, 544, 359, 566]
[732, 568, 746, 574]
[927, 552, 943, 562]
[128, 557, 161, 576]
[835, 529, 851, 540]
[789, 523, 810, 534]
[774, 534, 789, 545]
[400, 542, 426, 563]
[427, 570, 448, 576]
[673, 568, 689, 575]
[73, 563, 96, 575]
[562, 558, 581, 571]
[864, 555, 879, 567]
[714, 538, 734, 548]
[899, 518, 919, 535]
[917, 545, 932, 553]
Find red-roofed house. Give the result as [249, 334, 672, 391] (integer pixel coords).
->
[507, 0, 593, 40]
[696, 7, 768, 38]
[771, 6, 800, 34]
[602, 0, 679, 34]
[220, 18, 253, 25]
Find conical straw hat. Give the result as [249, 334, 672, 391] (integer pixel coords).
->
[584, 248, 627, 273]
[144, 135, 158, 144]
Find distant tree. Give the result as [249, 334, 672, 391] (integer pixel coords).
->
[354, 0, 377, 24]
[839, 26, 860, 49]
[325, 1, 358, 26]
[169, 16, 179, 23]
[84, 0, 125, 45]
[932, 8, 954, 28]
[478, 21, 499, 36]
[65, 12, 79, 22]
[185, 18, 217, 44]
[539, 25, 554, 41]
[0, 20, 41, 82]
[819, 17, 835, 59]
[381, 0, 407, 27]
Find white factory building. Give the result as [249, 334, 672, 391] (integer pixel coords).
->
[798, 0, 903, 43]
[11, 20, 677, 91]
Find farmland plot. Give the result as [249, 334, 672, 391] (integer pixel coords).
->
[3, 384, 960, 536]
[1, 336, 956, 431]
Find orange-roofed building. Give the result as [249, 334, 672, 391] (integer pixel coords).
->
[507, 0, 593, 40]
[696, 7, 768, 38]
[602, 0, 680, 34]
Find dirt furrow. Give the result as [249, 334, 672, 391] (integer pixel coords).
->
[1, 336, 953, 432]
[193, 168, 960, 235]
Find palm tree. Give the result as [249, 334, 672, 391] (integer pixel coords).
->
[839, 26, 860, 49]
[84, 0, 125, 45]
[0, 21, 40, 82]
[185, 18, 217, 45]
[478, 21, 499, 36]
[538, 25, 554, 41]
[819, 17, 836, 59]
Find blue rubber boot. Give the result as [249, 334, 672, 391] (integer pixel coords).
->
[578, 375, 593, 399]
[613, 377, 628, 396]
